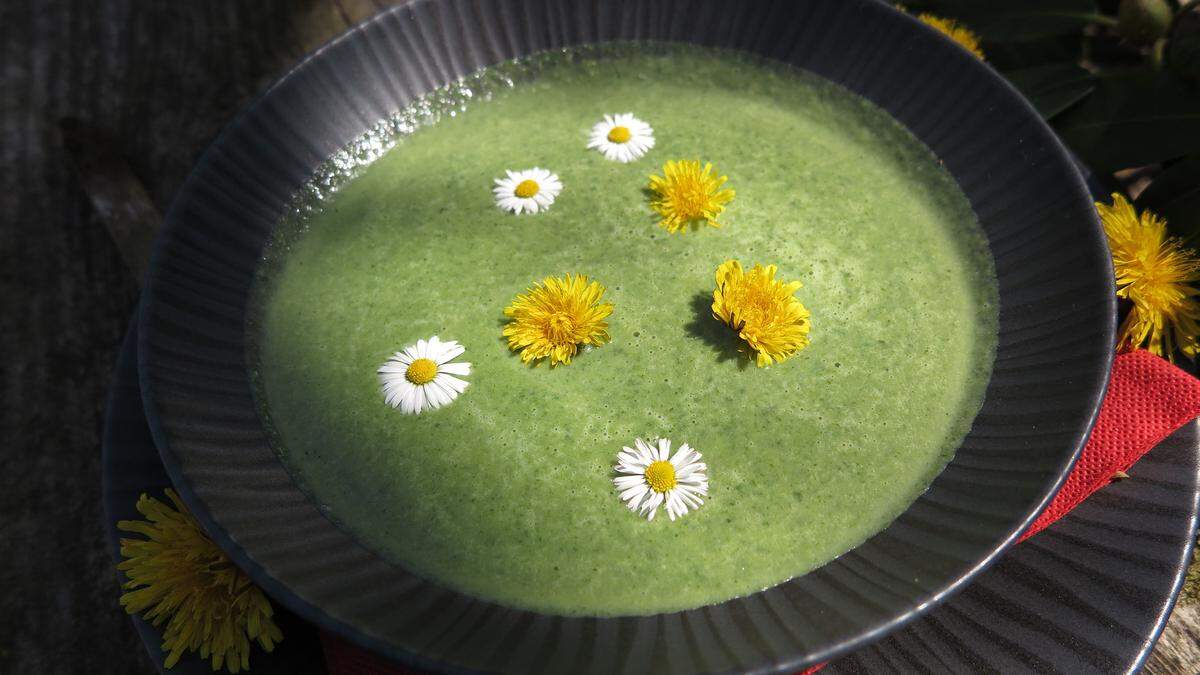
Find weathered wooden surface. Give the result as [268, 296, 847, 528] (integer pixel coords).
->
[0, 1, 327, 672]
[1150, 604, 1200, 674]
[1, 1, 1196, 673]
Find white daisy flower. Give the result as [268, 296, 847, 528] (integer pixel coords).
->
[587, 113, 655, 163]
[378, 336, 471, 415]
[613, 438, 708, 521]
[492, 167, 562, 215]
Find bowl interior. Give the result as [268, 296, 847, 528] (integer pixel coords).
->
[138, 0, 1115, 672]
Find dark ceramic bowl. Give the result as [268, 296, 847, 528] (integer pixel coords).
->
[138, 0, 1116, 672]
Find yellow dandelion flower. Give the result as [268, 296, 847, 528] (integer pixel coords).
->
[118, 490, 282, 673]
[648, 159, 735, 233]
[917, 13, 985, 60]
[503, 273, 614, 366]
[1098, 193, 1200, 361]
[711, 259, 811, 367]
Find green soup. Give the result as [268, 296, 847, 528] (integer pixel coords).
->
[253, 45, 998, 616]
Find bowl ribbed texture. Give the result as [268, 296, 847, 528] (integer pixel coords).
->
[829, 422, 1200, 674]
[138, 0, 1116, 672]
[111, 326, 1198, 674]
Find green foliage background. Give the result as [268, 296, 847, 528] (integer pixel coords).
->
[900, 0, 1200, 242]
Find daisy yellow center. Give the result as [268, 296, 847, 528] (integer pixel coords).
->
[405, 358, 438, 385]
[514, 179, 540, 199]
[607, 126, 632, 143]
[648, 159, 735, 233]
[644, 460, 677, 493]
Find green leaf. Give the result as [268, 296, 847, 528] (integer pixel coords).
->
[1136, 156, 1200, 243]
[1052, 69, 1200, 172]
[985, 35, 1087, 71]
[1002, 63, 1097, 119]
[969, 13, 1108, 42]
[909, 0, 1110, 41]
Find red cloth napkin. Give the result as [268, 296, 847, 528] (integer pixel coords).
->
[1019, 349, 1200, 540]
[322, 350, 1200, 675]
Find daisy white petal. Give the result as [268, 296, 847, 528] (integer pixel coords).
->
[435, 373, 470, 394]
[426, 378, 454, 408]
[643, 491, 664, 517]
[669, 443, 692, 466]
[384, 379, 413, 409]
[438, 362, 471, 376]
[400, 387, 419, 414]
[618, 448, 650, 468]
[588, 113, 655, 163]
[667, 493, 688, 521]
[625, 488, 651, 513]
[492, 167, 562, 215]
[437, 342, 466, 364]
[674, 484, 705, 508]
[611, 438, 708, 521]
[422, 387, 443, 410]
[379, 336, 471, 415]
[620, 483, 648, 502]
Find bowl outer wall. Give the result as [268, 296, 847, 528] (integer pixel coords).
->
[137, 0, 1116, 672]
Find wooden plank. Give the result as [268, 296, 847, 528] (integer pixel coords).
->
[60, 118, 161, 284]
